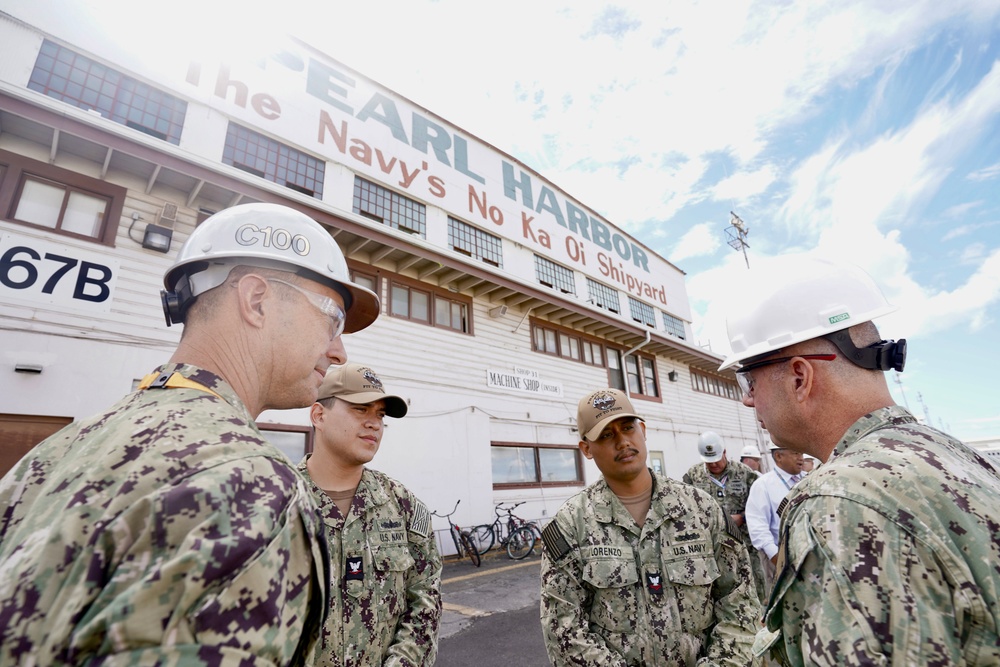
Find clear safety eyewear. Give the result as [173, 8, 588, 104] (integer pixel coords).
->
[268, 278, 346, 339]
[735, 354, 837, 397]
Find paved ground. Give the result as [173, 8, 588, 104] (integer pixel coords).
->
[436, 549, 550, 666]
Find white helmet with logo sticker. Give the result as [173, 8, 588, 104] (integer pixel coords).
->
[161, 203, 378, 331]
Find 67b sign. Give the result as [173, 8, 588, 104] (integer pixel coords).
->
[1, 232, 120, 313]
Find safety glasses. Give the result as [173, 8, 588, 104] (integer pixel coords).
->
[736, 354, 836, 397]
[268, 278, 346, 339]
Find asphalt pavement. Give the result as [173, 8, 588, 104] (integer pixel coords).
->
[436, 549, 550, 667]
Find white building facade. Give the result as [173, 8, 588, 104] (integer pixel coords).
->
[0, 10, 765, 553]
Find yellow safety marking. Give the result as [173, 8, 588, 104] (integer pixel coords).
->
[441, 558, 540, 585]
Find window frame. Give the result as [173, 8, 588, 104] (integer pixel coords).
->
[628, 296, 656, 328]
[0, 149, 126, 246]
[382, 271, 473, 335]
[605, 347, 662, 402]
[223, 122, 325, 198]
[534, 254, 576, 295]
[586, 277, 621, 314]
[257, 422, 315, 461]
[529, 318, 604, 367]
[29, 39, 187, 145]
[662, 311, 686, 339]
[491, 442, 585, 489]
[353, 176, 427, 237]
[690, 369, 742, 401]
[447, 216, 504, 268]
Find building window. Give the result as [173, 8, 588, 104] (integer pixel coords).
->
[353, 177, 426, 236]
[534, 255, 575, 294]
[491, 443, 584, 488]
[448, 217, 503, 268]
[349, 267, 379, 301]
[663, 312, 686, 339]
[607, 348, 660, 398]
[530, 321, 604, 366]
[388, 277, 470, 333]
[29, 40, 187, 144]
[586, 278, 620, 314]
[259, 423, 314, 461]
[223, 123, 324, 198]
[0, 149, 126, 245]
[691, 369, 742, 401]
[628, 297, 656, 328]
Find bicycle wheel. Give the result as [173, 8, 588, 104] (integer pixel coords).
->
[469, 524, 495, 555]
[460, 531, 482, 567]
[506, 525, 536, 560]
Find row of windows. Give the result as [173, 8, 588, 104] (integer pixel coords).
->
[531, 321, 660, 399]
[691, 369, 742, 401]
[29, 43, 691, 342]
[350, 267, 471, 334]
[30, 40, 186, 145]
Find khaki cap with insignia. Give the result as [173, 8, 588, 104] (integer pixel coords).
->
[317, 363, 408, 418]
[577, 388, 643, 441]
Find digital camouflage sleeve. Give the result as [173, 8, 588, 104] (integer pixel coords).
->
[0, 364, 329, 666]
[762, 407, 1000, 666]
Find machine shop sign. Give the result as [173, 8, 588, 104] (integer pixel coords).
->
[486, 368, 563, 397]
[0, 232, 120, 313]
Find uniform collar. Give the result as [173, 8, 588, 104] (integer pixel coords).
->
[151, 363, 252, 422]
[593, 470, 687, 530]
[830, 405, 917, 461]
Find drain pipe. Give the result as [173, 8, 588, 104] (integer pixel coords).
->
[621, 330, 652, 396]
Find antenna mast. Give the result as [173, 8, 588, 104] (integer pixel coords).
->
[726, 211, 750, 268]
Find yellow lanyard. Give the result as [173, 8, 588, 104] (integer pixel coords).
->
[138, 371, 224, 401]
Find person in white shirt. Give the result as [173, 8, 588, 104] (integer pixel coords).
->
[745, 443, 805, 588]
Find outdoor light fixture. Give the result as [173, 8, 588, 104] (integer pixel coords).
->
[141, 223, 173, 253]
[488, 305, 508, 318]
[14, 363, 43, 374]
[667, 370, 678, 382]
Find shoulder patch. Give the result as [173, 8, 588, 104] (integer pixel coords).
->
[541, 521, 572, 561]
[409, 501, 431, 538]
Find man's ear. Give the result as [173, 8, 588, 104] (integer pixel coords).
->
[309, 401, 325, 428]
[787, 357, 815, 404]
[578, 439, 593, 460]
[234, 273, 269, 328]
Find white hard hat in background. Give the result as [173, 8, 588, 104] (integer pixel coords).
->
[740, 444, 761, 459]
[698, 431, 725, 463]
[719, 255, 899, 371]
[162, 203, 379, 331]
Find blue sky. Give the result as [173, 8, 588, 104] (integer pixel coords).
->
[20, 0, 1000, 441]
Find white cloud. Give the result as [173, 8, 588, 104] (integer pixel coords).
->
[967, 162, 1000, 181]
[669, 223, 722, 263]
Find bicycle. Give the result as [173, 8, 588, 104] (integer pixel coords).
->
[468, 502, 537, 560]
[431, 500, 481, 567]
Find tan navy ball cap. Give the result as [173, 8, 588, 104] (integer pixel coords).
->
[318, 363, 408, 418]
[577, 388, 643, 441]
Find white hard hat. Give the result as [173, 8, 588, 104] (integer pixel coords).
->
[740, 444, 761, 459]
[162, 203, 379, 332]
[698, 431, 725, 463]
[719, 255, 902, 371]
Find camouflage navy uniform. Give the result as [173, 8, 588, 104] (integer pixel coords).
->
[683, 459, 765, 601]
[540, 469, 759, 666]
[0, 363, 328, 666]
[298, 460, 441, 667]
[760, 406, 1000, 666]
